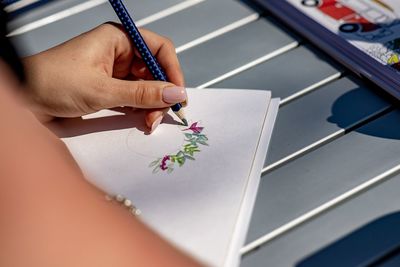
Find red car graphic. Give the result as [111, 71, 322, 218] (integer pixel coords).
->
[301, 0, 380, 33]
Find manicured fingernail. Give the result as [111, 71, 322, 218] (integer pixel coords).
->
[150, 116, 163, 133]
[162, 86, 186, 104]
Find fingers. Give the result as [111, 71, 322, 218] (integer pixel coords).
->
[145, 108, 169, 133]
[130, 60, 153, 80]
[85, 24, 188, 128]
[137, 28, 185, 87]
[80, 23, 135, 79]
[94, 24, 185, 87]
[96, 77, 187, 109]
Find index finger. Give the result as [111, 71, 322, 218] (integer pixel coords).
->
[138, 28, 185, 87]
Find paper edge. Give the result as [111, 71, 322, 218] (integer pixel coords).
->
[223, 98, 280, 267]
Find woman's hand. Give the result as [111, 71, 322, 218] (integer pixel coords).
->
[22, 23, 186, 132]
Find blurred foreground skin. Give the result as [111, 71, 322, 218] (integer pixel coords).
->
[0, 61, 203, 267]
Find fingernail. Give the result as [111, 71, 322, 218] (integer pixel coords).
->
[162, 86, 186, 104]
[150, 116, 163, 133]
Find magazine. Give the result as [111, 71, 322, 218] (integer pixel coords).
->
[255, 0, 400, 99]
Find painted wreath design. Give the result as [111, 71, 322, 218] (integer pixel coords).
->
[149, 122, 209, 173]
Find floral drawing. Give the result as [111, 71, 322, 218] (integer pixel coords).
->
[149, 122, 208, 173]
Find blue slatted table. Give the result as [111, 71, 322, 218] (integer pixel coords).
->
[8, 1, 400, 266]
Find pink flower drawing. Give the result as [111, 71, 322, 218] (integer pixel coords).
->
[183, 122, 204, 134]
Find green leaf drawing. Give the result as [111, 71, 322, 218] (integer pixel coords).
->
[197, 140, 208, 146]
[177, 157, 185, 166]
[149, 122, 208, 173]
[152, 165, 160, 174]
[185, 155, 195, 160]
[183, 144, 200, 156]
[149, 159, 161, 167]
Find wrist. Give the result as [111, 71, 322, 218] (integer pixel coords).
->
[20, 56, 55, 123]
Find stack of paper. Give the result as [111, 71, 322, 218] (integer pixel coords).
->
[256, 0, 400, 99]
[50, 88, 279, 267]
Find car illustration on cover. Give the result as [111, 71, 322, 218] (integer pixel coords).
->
[366, 37, 400, 71]
[301, 0, 397, 40]
[386, 37, 400, 70]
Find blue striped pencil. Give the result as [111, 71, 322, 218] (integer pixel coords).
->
[108, 0, 188, 126]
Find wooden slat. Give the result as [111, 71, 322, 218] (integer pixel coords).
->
[214, 44, 342, 100]
[242, 111, 400, 266]
[11, 0, 185, 56]
[178, 17, 299, 86]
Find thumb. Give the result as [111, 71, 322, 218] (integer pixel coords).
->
[101, 78, 187, 109]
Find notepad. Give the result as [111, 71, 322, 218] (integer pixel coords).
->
[50, 88, 279, 267]
[256, 0, 400, 99]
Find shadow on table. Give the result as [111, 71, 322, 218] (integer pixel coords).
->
[327, 77, 400, 140]
[296, 212, 400, 267]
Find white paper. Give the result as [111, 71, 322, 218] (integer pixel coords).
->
[50, 88, 277, 267]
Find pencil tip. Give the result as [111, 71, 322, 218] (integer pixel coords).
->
[174, 108, 188, 126]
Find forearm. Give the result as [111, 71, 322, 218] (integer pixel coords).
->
[0, 65, 202, 267]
